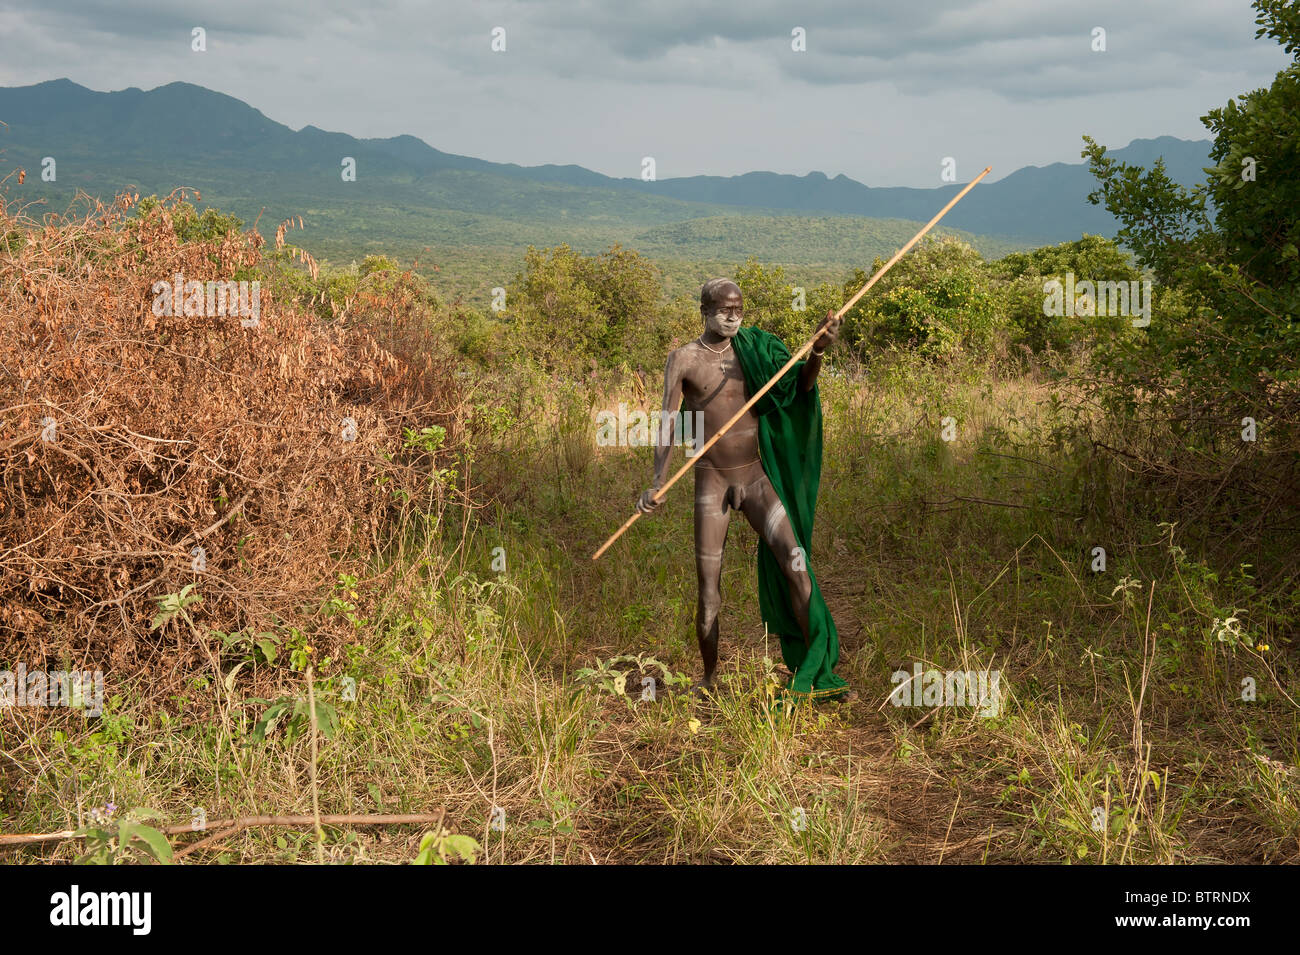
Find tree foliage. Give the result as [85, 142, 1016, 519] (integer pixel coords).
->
[990, 235, 1141, 354]
[505, 242, 685, 374]
[1080, 0, 1300, 531]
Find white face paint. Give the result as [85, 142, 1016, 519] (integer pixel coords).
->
[704, 300, 743, 339]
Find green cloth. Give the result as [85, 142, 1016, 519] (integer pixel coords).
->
[730, 326, 849, 701]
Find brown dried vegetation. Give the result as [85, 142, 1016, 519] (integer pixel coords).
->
[0, 190, 463, 691]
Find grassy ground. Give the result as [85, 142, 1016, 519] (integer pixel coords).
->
[3, 353, 1296, 864]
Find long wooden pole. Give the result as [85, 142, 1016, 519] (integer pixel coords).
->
[592, 166, 993, 561]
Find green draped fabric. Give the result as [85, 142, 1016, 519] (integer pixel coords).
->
[730, 326, 849, 701]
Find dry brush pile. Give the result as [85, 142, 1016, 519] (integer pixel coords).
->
[0, 190, 463, 693]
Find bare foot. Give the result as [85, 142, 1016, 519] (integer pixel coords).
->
[688, 681, 714, 700]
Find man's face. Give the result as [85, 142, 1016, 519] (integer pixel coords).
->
[703, 288, 743, 339]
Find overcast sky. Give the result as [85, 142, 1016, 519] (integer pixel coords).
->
[0, 0, 1291, 186]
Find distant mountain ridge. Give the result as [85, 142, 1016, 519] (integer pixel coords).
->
[0, 78, 1214, 296]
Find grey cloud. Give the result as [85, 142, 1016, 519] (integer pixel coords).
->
[0, 0, 1285, 100]
[0, 0, 374, 40]
[0, 0, 1289, 187]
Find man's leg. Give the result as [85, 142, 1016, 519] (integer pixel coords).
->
[739, 474, 857, 702]
[736, 477, 812, 649]
[694, 469, 731, 689]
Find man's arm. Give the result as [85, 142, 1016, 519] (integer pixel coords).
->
[637, 349, 686, 514]
[799, 309, 842, 392]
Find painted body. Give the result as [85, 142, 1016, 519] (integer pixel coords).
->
[638, 280, 847, 694]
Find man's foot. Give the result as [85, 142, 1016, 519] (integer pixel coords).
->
[687, 680, 714, 700]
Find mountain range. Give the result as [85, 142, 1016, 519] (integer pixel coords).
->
[0, 79, 1214, 297]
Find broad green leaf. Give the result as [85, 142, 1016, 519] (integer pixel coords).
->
[130, 824, 174, 864]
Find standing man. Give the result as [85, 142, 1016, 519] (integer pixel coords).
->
[638, 278, 855, 702]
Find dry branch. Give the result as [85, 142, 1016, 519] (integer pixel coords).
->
[0, 811, 449, 852]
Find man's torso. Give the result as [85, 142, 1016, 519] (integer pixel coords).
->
[677, 340, 761, 471]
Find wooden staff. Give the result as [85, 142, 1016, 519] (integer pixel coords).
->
[592, 166, 993, 561]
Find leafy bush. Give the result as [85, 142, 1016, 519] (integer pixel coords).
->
[1077, 0, 1300, 550]
[831, 237, 1001, 359]
[134, 194, 244, 245]
[504, 242, 674, 374]
[990, 235, 1141, 353]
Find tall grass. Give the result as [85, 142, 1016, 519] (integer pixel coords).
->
[5, 351, 1296, 864]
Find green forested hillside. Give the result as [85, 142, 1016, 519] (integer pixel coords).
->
[0, 79, 1202, 303]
